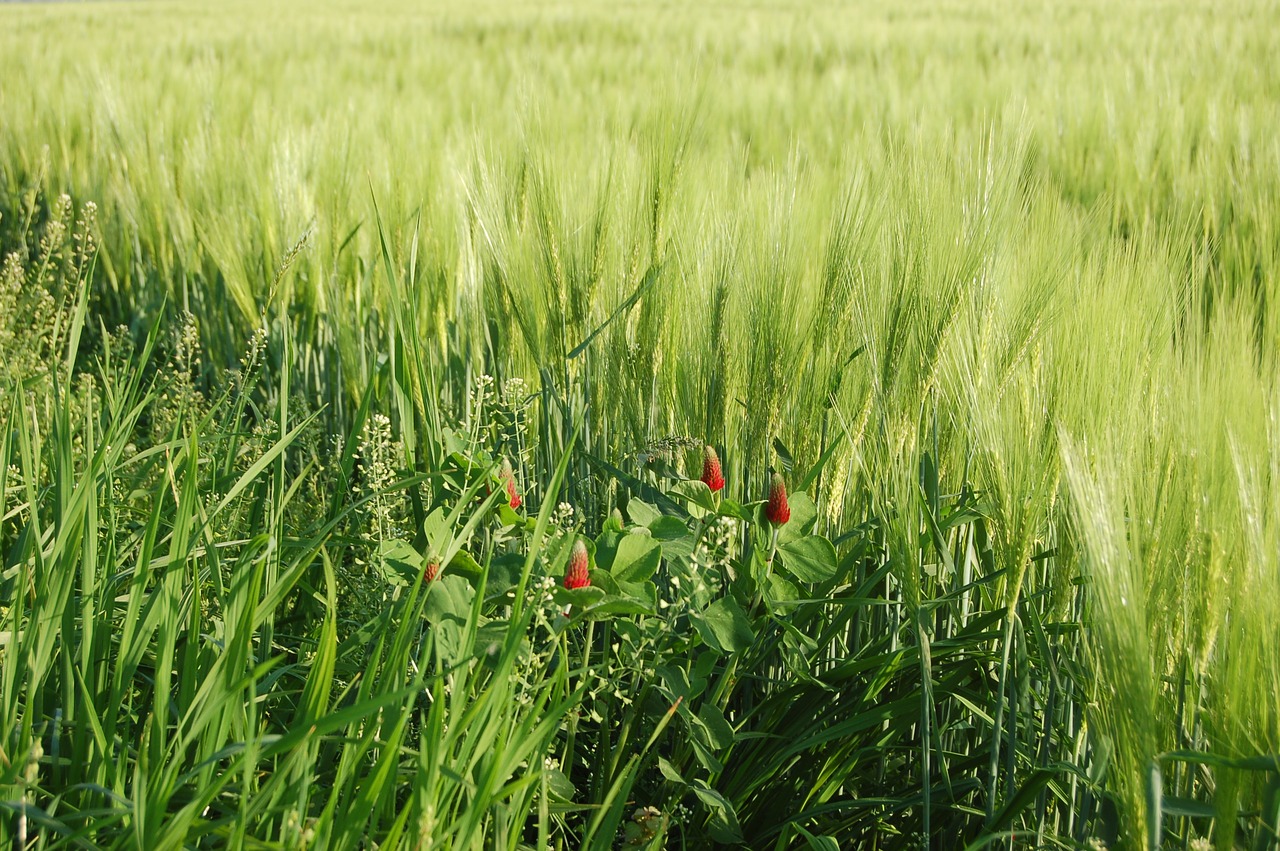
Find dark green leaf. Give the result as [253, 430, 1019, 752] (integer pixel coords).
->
[497, 503, 525, 527]
[717, 499, 754, 522]
[553, 585, 607, 610]
[778, 535, 839, 583]
[611, 534, 662, 582]
[613, 579, 658, 612]
[484, 553, 524, 598]
[693, 781, 744, 844]
[545, 768, 576, 801]
[777, 492, 819, 545]
[649, 515, 688, 541]
[589, 570, 621, 596]
[423, 575, 476, 665]
[766, 574, 801, 606]
[626, 498, 661, 527]
[697, 704, 735, 750]
[375, 538, 421, 586]
[671, 479, 718, 514]
[593, 527, 624, 571]
[696, 597, 756, 653]
[795, 826, 841, 851]
[657, 756, 686, 786]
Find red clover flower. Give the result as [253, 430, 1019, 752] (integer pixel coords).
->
[701, 445, 725, 492]
[765, 472, 791, 526]
[564, 539, 591, 590]
[500, 457, 522, 510]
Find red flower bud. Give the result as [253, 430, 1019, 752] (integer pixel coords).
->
[765, 473, 790, 526]
[563, 540, 591, 590]
[501, 457, 522, 510]
[424, 560, 440, 582]
[701, 445, 725, 492]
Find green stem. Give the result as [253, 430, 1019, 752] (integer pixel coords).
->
[562, 632, 577, 772]
[564, 620, 595, 787]
[985, 607, 1018, 828]
[918, 614, 933, 846]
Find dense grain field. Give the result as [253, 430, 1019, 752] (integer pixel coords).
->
[1, 0, 1278, 847]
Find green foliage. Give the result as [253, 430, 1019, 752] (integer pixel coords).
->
[2, 0, 1279, 847]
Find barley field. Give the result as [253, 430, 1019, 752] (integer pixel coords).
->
[1, 0, 1278, 848]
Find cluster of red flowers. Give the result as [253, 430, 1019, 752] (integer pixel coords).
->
[508, 446, 794, 592]
[503, 457, 591, 592]
[701, 444, 790, 526]
[428, 446, 799, 593]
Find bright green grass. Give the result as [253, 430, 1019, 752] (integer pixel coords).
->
[2, 0, 1279, 847]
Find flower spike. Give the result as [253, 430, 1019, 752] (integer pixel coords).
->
[765, 472, 791, 526]
[500, 457, 522, 510]
[564, 540, 591, 590]
[701, 445, 725, 492]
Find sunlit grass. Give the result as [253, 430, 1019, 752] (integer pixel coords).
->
[1, 0, 1278, 846]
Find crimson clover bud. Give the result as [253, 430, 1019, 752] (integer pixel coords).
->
[765, 472, 791, 526]
[500, 457, 522, 510]
[563, 539, 591, 590]
[701, 445, 725, 492]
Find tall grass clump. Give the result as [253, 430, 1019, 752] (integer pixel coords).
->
[1061, 291, 1280, 848]
[0, 199, 597, 847]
